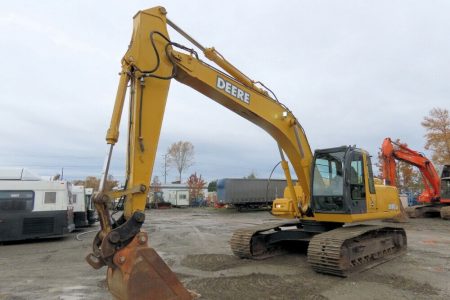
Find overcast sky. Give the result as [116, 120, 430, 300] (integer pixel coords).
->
[1, 0, 449, 183]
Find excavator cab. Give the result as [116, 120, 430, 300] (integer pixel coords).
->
[441, 165, 450, 202]
[273, 146, 383, 220]
[311, 146, 375, 215]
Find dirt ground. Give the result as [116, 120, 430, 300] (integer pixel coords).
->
[0, 207, 449, 300]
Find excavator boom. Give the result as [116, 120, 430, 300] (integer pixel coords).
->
[102, 7, 313, 220]
[381, 137, 441, 203]
[88, 7, 313, 299]
[88, 7, 407, 299]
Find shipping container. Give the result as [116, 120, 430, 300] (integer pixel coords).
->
[216, 178, 288, 210]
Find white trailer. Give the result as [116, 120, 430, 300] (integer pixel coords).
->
[71, 186, 96, 227]
[84, 188, 96, 225]
[158, 184, 190, 207]
[71, 185, 89, 227]
[0, 168, 75, 242]
[165, 190, 189, 207]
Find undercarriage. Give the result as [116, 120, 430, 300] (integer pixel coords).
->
[406, 204, 450, 220]
[230, 221, 407, 277]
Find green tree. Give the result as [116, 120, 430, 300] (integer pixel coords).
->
[207, 180, 217, 192]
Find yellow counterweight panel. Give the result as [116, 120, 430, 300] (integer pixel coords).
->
[374, 184, 402, 213]
[313, 210, 401, 223]
[271, 184, 305, 218]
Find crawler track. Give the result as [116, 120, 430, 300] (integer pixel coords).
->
[406, 204, 446, 218]
[441, 206, 450, 220]
[405, 205, 427, 218]
[307, 225, 407, 277]
[231, 223, 407, 277]
[230, 222, 299, 259]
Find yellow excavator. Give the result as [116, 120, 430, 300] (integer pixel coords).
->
[86, 7, 407, 300]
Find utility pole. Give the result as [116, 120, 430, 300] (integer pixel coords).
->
[162, 154, 168, 184]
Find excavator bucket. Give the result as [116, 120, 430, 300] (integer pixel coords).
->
[107, 232, 193, 300]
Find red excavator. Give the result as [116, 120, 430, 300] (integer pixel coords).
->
[381, 137, 450, 219]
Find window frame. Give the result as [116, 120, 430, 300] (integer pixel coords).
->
[366, 155, 376, 194]
[348, 152, 366, 200]
[0, 190, 35, 212]
[44, 191, 57, 204]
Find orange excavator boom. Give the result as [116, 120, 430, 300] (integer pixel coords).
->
[381, 137, 441, 203]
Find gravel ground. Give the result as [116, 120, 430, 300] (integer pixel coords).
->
[0, 207, 449, 300]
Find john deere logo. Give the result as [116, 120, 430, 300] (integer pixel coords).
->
[216, 76, 250, 104]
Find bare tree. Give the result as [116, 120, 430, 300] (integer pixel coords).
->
[167, 141, 194, 182]
[243, 171, 257, 179]
[72, 175, 119, 191]
[151, 176, 162, 192]
[421, 107, 450, 165]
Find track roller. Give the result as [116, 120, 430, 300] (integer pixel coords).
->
[307, 225, 406, 277]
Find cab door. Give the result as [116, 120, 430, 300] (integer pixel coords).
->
[347, 151, 367, 214]
[363, 153, 378, 212]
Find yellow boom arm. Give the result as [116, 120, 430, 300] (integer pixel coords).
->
[88, 6, 313, 299]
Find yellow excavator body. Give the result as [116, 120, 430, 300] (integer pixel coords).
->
[87, 7, 407, 299]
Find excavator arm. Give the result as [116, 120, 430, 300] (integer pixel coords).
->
[381, 137, 441, 203]
[87, 6, 313, 299]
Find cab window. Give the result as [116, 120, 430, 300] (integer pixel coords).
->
[312, 151, 345, 212]
[366, 156, 376, 194]
[350, 153, 365, 200]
